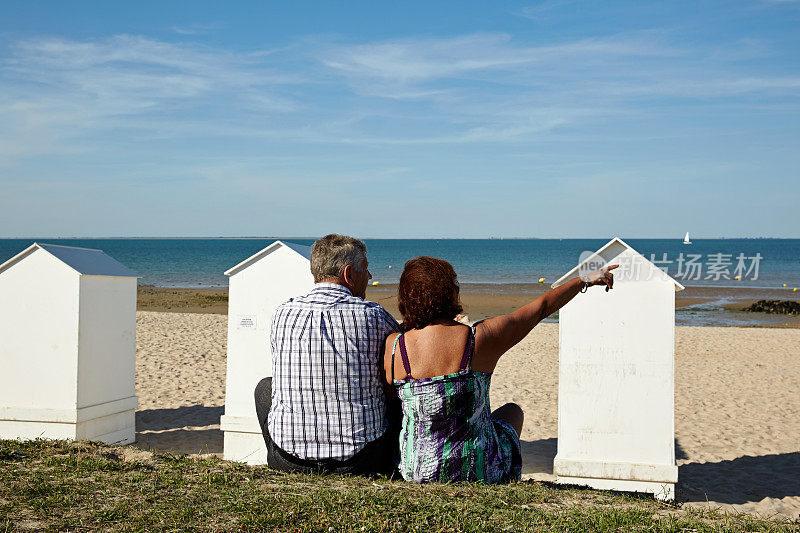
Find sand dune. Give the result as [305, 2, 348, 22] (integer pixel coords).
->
[135, 311, 800, 518]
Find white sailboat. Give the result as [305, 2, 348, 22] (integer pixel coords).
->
[683, 232, 692, 245]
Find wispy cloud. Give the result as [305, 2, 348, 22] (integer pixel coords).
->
[321, 32, 681, 83]
[319, 31, 798, 101]
[1, 27, 798, 165]
[311, 30, 800, 145]
[6, 35, 298, 106]
[0, 35, 304, 163]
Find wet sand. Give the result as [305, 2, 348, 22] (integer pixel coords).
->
[134, 310, 800, 518]
[137, 285, 229, 314]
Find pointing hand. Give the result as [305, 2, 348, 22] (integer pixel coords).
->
[580, 264, 619, 292]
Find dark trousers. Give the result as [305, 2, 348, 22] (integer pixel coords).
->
[254, 377, 399, 477]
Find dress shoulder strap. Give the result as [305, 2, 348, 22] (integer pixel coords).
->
[390, 334, 402, 382]
[398, 333, 413, 379]
[458, 325, 476, 371]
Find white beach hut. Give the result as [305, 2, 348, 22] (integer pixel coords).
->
[220, 240, 314, 464]
[551, 238, 684, 501]
[0, 243, 139, 444]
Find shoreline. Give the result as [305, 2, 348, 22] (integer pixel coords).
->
[137, 284, 800, 327]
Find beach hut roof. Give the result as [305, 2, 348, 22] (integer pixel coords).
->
[0, 242, 140, 277]
[224, 240, 312, 277]
[551, 237, 684, 292]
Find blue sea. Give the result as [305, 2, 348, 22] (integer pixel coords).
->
[1, 238, 798, 290]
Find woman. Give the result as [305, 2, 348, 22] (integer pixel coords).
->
[382, 256, 617, 483]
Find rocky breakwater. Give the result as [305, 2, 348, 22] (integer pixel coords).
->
[742, 299, 800, 315]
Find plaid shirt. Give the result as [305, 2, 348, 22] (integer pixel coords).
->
[267, 283, 401, 460]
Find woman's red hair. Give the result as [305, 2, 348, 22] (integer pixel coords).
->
[398, 256, 463, 330]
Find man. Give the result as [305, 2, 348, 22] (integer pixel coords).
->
[254, 234, 401, 476]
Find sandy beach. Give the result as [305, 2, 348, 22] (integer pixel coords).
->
[134, 305, 800, 519]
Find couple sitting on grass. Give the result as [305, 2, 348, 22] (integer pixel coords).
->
[254, 234, 616, 483]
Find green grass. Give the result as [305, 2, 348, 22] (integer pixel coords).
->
[1, 440, 796, 532]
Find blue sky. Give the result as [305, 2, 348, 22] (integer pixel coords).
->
[1, 1, 798, 238]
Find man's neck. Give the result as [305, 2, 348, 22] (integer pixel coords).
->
[317, 279, 352, 292]
[318, 277, 345, 287]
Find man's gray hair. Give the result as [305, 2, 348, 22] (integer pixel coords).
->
[310, 234, 367, 283]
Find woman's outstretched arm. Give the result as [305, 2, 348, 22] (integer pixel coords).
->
[475, 265, 618, 367]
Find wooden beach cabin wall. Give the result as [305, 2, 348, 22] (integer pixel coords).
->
[220, 240, 314, 464]
[551, 238, 684, 501]
[0, 243, 139, 445]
